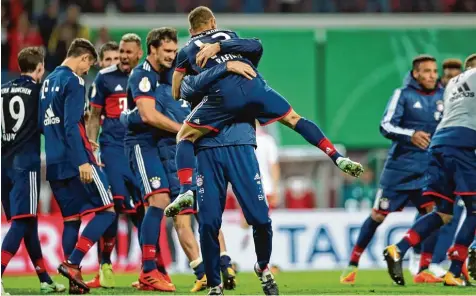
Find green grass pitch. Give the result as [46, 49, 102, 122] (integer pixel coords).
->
[3, 270, 474, 295]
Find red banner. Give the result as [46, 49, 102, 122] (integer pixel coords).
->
[1, 214, 172, 275]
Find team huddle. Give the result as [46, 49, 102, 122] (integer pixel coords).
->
[1, 4, 475, 296]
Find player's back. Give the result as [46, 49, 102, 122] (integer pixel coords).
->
[1, 76, 41, 169]
[40, 66, 92, 180]
[90, 64, 128, 147]
[431, 68, 476, 149]
[177, 29, 261, 92]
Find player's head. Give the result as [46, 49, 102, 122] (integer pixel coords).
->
[119, 33, 143, 73]
[66, 38, 98, 75]
[412, 55, 438, 90]
[17, 46, 45, 82]
[464, 53, 476, 70]
[146, 27, 177, 69]
[188, 6, 216, 35]
[98, 41, 119, 69]
[441, 58, 462, 87]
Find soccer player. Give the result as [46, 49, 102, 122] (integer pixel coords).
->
[179, 59, 279, 295]
[85, 42, 120, 123]
[124, 27, 186, 292]
[85, 34, 144, 289]
[1, 47, 65, 294]
[167, 6, 363, 217]
[121, 60, 256, 292]
[383, 53, 476, 287]
[39, 38, 116, 293]
[340, 55, 445, 284]
[409, 58, 464, 278]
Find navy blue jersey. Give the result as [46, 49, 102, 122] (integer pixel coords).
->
[1, 75, 41, 169]
[176, 29, 263, 93]
[125, 59, 162, 147]
[39, 66, 96, 181]
[90, 64, 128, 147]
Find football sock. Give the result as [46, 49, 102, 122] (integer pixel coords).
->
[141, 206, 163, 272]
[190, 258, 206, 280]
[100, 216, 118, 265]
[294, 118, 343, 163]
[396, 212, 444, 257]
[155, 238, 167, 275]
[449, 215, 476, 277]
[253, 222, 273, 271]
[62, 220, 81, 259]
[220, 252, 232, 272]
[68, 211, 116, 265]
[412, 213, 423, 255]
[350, 216, 382, 266]
[176, 140, 195, 194]
[1, 219, 30, 275]
[419, 230, 439, 272]
[23, 219, 53, 284]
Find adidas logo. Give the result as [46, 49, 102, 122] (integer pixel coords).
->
[325, 147, 332, 155]
[254, 173, 261, 180]
[114, 84, 124, 91]
[413, 101, 422, 109]
[193, 119, 200, 124]
[451, 82, 474, 101]
[43, 105, 60, 126]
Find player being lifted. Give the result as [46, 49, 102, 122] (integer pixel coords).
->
[166, 6, 363, 214]
[383, 53, 476, 287]
[39, 38, 116, 294]
[85, 34, 145, 289]
[1, 47, 65, 294]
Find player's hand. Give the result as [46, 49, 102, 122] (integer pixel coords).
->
[89, 140, 99, 151]
[196, 42, 221, 68]
[79, 163, 93, 183]
[226, 61, 257, 80]
[336, 157, 364, 178]
[411, 131, 431, 149]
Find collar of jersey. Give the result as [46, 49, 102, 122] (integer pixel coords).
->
[19, 74, 36, 84]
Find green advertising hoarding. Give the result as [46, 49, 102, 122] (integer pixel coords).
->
[91, 27, 475, 148]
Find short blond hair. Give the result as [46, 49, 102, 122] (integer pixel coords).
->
[188, 6, 214, 31]
[121, 33, 141, 46]
[464, 53, 476, 70]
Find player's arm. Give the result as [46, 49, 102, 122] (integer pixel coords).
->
[172, 49, 192, 100]
[131, 72, 181, 133]
[86, 75, 106, 147]
[380, 89, 430, 149]
[64, 76, 93, 183]
[196, 38, 263, 68]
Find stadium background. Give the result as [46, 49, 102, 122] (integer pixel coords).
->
[1, 0, 475, 276]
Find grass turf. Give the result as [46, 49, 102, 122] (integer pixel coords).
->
[3, 270, 474, 295]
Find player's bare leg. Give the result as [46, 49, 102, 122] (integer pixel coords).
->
[165, 124, 209, 217]
[278, 109, 364, 178]
[219, 230, 236, 290]
[173, 215, 207, 292]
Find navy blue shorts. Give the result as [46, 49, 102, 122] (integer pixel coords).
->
[186, 78, 291, 132]
[127, 143, 170, 203]
[373, 188, 434, 215]
[424, 146, 476, 213]
[100, 145, 142, 213]
[196, 145, 270, 226]
[1, 166, 40, 222]
[49, 165, 114, 219]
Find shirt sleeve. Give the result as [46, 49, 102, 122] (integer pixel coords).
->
[64, 76, 89, 167]
[180, 63, 228, 102]
[89, 73, 107, 108]
[175, 48, 192, 73]
[380, 89, 415, 143]
[129, 70, 156, 102]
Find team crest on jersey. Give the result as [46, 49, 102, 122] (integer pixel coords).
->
[139, 77, 151, 92]
[149, 177, 161, 189]
[197, 175, 204, 187]
[91, 83, 97, 98]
